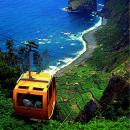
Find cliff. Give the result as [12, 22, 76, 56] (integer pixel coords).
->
[75, 0, 129, 123]
[75, 76, 130, 122]
[68, 0, 97, 12]
[89, 0, 129, 72]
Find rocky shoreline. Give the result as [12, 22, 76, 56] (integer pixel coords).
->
[67, 0, 97, 13]
[55, 18, 107, 77]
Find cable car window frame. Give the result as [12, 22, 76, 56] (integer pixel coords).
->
[17, 93, 43, 109]
[18, 86, 29, 89]
[33, 87, 43, 91]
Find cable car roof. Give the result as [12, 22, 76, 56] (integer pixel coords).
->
[15, 72, 53, 92]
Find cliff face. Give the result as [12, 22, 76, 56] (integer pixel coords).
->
[68, 0, 97, 12]
[102, 0, 129, 50]
[75, 76, 130, 122]
[89, 0, 129, 72]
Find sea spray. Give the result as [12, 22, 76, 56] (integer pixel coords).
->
[45, 17, 102, 74]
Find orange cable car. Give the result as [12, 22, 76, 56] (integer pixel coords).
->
[13, 71, 56, 120]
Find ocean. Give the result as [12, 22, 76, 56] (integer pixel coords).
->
[0, 0, 104, 73]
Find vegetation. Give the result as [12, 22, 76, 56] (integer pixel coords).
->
[56, 64, 110, 120]
[0, 40, 20, 90]
[89, 0, 129, 72]
[0, 0, 129, 129]
[0, 89, 129, 130]
[0, 45, 129, 129]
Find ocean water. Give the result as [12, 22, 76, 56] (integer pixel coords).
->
[0, 0, 104, 73]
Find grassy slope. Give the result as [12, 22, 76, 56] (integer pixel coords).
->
[0, 76, 129, 130]
[89, 0, 129, 72]
[56, 64, 110, 120]
[0, 58, 129, 130]
[56, 0, 129, 121]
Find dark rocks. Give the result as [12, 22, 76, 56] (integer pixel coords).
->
[98, 76, 130, 120]
[75, 100, 97, 123]
[75, 76, 130, 122]
[68, 0, 97, 13]
[99, 76, 130, 108]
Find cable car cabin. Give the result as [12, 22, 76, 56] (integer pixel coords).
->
[13, 72, 56, 120]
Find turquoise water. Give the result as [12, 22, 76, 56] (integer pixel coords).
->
[0, 0, 104, 72]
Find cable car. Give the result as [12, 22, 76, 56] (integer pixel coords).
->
[13, 71, 56, 120]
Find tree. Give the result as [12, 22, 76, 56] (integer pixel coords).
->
[6, 39, 14, 56]
[41, 49, 50, 70]
[18, 41, 43, 75]
[18, 47, 28, 72]
[33, 51, 42, 72]
[5, 39, 18, 66]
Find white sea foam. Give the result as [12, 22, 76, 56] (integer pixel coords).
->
[69, 33, 80, 41]
[62, 7, 68, 12]
[44, 66, 58, 74]
[98, 4, 104, 7]
[61, 32, 71, 36]
[70, 43, 75, 46]
[42, 38, 49, 41]
[38, 38, 42, 40]
[38, 38, 51, 45]
[59, 57, 74, 64]
[38, 41, 46, 44]
[57, 62, 61, 66]
[81, 17, 102, 35]
[43, 17, 102, 75]
[61, 7, 80, 13]
[97, 9, 102, 11]
[47, 41, 51, 43]
[91, 14, 95, 16]
[64, 32, 71, 35]
[60, 46, 64, 49]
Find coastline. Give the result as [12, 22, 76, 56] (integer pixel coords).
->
[55, 17, 107, 77]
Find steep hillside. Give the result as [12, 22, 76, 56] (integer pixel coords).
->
[75, 0, 130, 123]
[89, 0, 129, 73]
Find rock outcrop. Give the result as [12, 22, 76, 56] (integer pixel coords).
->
[75, 76, 130, 122]
[68, 0, 97, 12]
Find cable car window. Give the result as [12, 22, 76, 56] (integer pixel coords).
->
[17, 93, 43, 108]
[19, 86, 29, 89]
[33, 87, 43, 91]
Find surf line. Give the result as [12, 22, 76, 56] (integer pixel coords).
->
[44, 17, 102, 74]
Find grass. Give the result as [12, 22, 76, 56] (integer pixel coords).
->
[0, 58, 129, 129]
[0, 89, 129, 130]
[56, 63, 110, 120]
